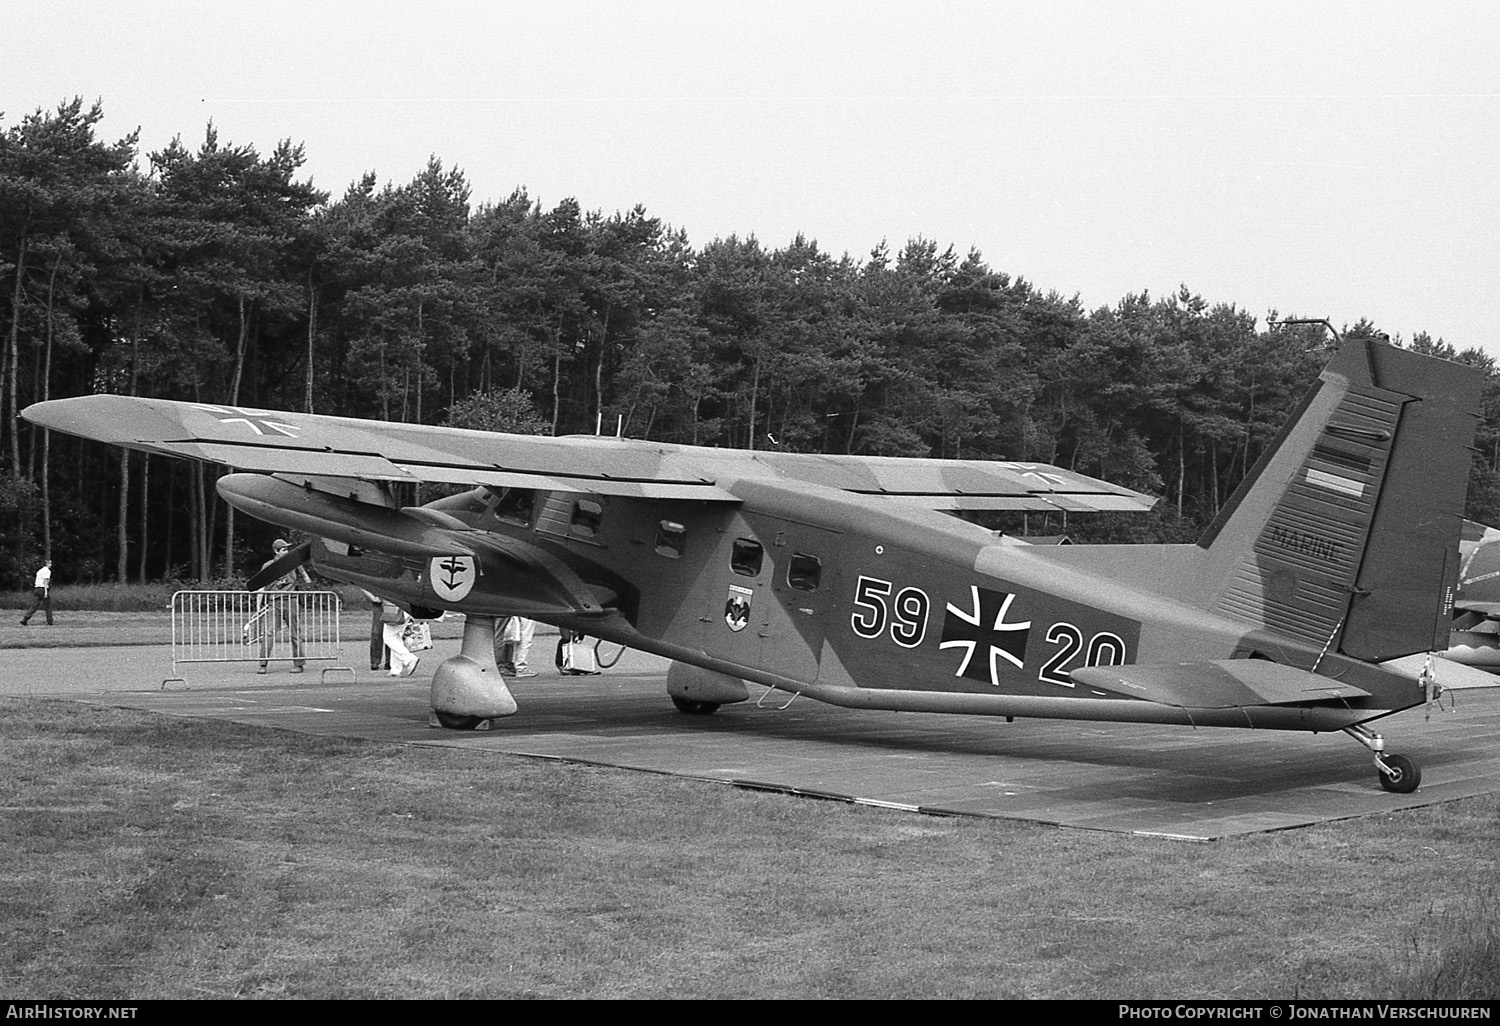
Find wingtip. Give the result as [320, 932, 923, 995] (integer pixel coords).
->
[24, 394, 130, 433]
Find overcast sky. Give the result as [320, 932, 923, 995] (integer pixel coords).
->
[10, 1, 1500, 355]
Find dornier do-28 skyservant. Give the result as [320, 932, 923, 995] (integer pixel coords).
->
[23, 333, 1483, 792]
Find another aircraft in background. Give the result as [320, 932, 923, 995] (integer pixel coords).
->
[23, 334, 1485, 792]
[1441, 520, 1500, 670]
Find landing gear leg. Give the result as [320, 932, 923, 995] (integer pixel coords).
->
[1343, 725, 1422, 794]
[429, 614, 518, 730]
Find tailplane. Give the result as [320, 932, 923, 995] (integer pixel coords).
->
[1200, 337, 1481, 661]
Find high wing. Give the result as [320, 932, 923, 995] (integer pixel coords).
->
[22, 394, 1155, 513]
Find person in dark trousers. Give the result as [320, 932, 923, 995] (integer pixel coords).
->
[19, 559, 53, 626]
[361, 589, 390, 671]
[256, 540, 309, 673]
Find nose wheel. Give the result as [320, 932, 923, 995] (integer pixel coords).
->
[1344, 725, 1421, 794]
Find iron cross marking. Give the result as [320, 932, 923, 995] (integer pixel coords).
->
[191, 404, 300, 438]
[939, 586, 1032, 687]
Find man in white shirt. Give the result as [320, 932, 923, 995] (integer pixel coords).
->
[20, 559, 52, 626]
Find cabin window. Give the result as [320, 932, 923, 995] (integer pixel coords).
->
[787, 552, 821, 591]
[493, 487, 536, 526]
[655, 520, 687, 558]
[731, 538, 764, 577]
[571, 499, 604, 538]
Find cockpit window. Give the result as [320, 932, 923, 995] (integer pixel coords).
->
[492, 487, 536, 526]
[731, 538, 764, 577]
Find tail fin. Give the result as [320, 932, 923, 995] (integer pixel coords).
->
[1201, 337, 1481, 661]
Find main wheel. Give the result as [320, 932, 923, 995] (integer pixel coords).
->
[671, 696, 721, 715]
[1378, 754, 1421, 794]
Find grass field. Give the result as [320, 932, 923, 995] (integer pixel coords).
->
[1, 696, 1497, 999]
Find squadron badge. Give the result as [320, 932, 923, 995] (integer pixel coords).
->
[429, 555, 477, 602]
[724, 584, 753, 632]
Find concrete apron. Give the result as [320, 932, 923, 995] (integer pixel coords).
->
[6, 638, 1500, 839]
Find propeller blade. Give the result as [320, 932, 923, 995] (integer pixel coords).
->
[246, 540, 312, 592]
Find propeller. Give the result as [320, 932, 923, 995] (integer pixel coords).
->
[246, 540, 313, 592]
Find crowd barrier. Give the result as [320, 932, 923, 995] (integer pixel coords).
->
[166, 589, 356, 687]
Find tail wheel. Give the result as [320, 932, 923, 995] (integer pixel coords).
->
[671, 696, 721, 715]
[1378, 754, 1421, 794]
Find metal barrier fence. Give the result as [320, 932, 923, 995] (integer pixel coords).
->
[167, 590, 356, 686]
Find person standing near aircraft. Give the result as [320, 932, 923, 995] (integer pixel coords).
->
[496, 616, 538, 677]
[256, 539, 309, 673]
[379, 599, 421, 677]
[19, 559, 53, 626]
[358, 588, 390, 671]
[515, 617, 538, 677]
[496, 616, 517, 673]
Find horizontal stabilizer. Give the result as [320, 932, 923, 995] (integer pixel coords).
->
[1071, 660, 1371, 709]
[1383, 653, 1500, 691]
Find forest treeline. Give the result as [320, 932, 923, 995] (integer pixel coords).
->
[4, 98, 1498, 586]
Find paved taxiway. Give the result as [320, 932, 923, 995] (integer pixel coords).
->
[6, 634, 1500, 839]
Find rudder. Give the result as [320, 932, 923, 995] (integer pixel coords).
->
[1202, 337, 1481, 661]
[1340, 344, 1479, 659]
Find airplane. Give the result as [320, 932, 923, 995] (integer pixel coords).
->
[21, 332, 1485, 793]
[1441, 520, 1500, 670]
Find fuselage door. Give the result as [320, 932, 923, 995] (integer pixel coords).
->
[700, 513, 843, 686]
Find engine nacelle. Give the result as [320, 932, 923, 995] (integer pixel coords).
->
[218, 473, 612, 618]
